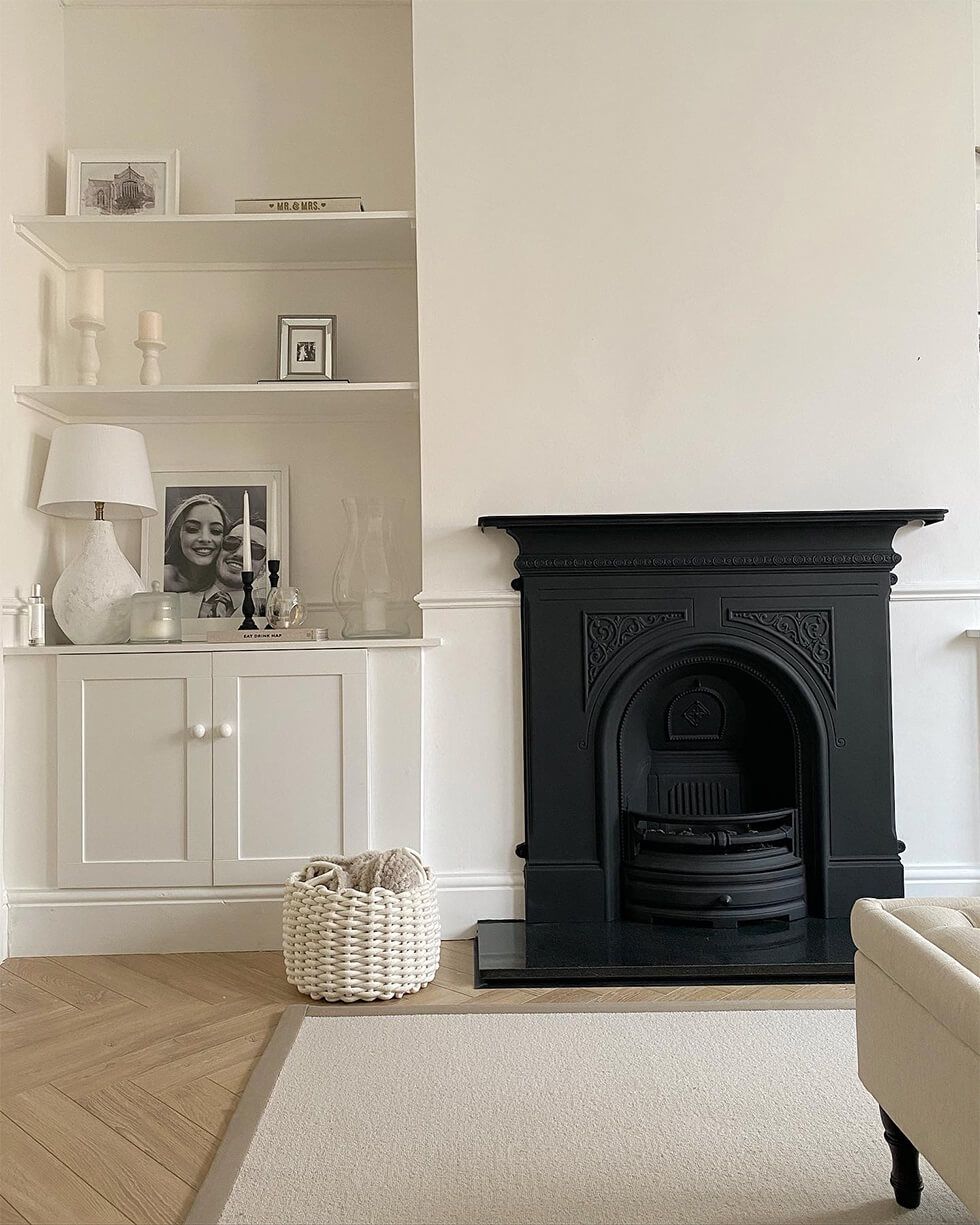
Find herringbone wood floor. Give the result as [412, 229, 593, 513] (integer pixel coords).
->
[0, 942, 854, 1224]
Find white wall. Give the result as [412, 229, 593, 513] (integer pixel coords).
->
[0, 0, 67, 958]
[0, 0, 69, 632]
[3, 0, 977, 950]
[413, 0, 980, 924]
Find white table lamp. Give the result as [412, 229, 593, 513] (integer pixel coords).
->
[38, 424, 157, 644]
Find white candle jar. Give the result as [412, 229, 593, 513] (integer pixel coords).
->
[129, 582, 182, 644]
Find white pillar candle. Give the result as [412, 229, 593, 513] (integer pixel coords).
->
[142, 619, 173, 642]
[242, 491, 252, 572]
[268, 478, 280, 559]
[363, 595, 386, 634]
[76, 268, 104, 323]
[138, 310, 164, 342]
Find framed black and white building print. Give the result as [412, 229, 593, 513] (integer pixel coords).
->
[67, 149, 180, 217]
[277, 315, 337, 380]
[140, 466, 289, 638]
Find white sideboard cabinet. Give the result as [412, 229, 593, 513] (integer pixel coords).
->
[56, 648, 368, 888]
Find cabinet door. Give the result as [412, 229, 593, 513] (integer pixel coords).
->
[211, 650, 369, 885]
[57, 654, 213, 887]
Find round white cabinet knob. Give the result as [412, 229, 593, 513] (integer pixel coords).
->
[218, 722, 234, 739]
[190, 724, 206, 739]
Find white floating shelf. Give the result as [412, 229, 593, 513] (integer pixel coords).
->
[12, 211, 416, 271]
[14, 383, 420, 425]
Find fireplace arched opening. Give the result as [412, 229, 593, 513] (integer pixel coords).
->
[596, 640, 831, 927]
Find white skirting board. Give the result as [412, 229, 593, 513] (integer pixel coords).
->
[6, 889, 288, 957]
[429, 871, 524, 938]
[904, 864, 980, 896]
[5, 867, 978, 956]
[4, 873, 524, 956]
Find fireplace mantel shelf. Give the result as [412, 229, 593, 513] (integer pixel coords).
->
[479, 509, 947, 582]
[479, 510, 947, 529]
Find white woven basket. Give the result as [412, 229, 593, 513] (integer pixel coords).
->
[282, 850, 441, 1003]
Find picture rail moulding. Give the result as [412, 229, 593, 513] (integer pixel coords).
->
[12, 212, 416, 272]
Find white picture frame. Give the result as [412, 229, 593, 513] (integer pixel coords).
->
[67, 148, 180, 217]
[141, 466, 289, 640]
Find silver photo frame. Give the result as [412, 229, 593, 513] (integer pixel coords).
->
[277, 314, 337, 380]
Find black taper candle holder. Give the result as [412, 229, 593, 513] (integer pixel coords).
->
[239, 571, 258, 630]
[265, 559, 281, 629]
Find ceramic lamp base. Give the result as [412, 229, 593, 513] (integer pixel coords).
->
[52, 520, 145, 644]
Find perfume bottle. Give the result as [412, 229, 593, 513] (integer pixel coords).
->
[28, 584, 45, 646]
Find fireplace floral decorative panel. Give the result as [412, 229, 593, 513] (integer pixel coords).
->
[585, 610, 688, 692]
[726, 608, 835, 694]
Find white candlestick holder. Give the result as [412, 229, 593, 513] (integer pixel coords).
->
[70, 315, 105, 386]
[134, 338, 167, 386]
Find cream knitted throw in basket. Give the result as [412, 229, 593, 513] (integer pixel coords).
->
[282, 849, 441, 1003]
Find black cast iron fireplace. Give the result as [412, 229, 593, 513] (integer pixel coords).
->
[474, 510, 945, 986]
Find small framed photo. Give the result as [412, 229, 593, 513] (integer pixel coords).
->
[278, 314, 336, 380]
[141, 466, 289, 639]
[67, 149, 180, 217]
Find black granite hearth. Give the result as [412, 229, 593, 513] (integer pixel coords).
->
[475, 918, 856, 989]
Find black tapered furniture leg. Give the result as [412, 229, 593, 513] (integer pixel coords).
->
[880, 1107, 923, 1210]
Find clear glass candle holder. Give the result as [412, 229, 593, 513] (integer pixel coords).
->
[332, 496, 409, 639]
[266, 585, 307, 629]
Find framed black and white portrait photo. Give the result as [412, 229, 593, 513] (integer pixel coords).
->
[277, 314, 336, 380]
[141, 467, 289, 638]
[67, 149, 180, 217]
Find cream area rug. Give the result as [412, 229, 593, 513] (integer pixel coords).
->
[187, 1002, 975, 1225]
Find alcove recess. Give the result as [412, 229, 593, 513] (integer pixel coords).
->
[14, 2, 422, 641]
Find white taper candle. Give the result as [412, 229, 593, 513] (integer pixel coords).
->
[242, 491, 252, 572]
[268, 479, 279, 559]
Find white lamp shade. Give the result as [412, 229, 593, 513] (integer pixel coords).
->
[38, 424, 157, 520]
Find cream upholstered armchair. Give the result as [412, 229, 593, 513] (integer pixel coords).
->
[852, 897, 980, 1215]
